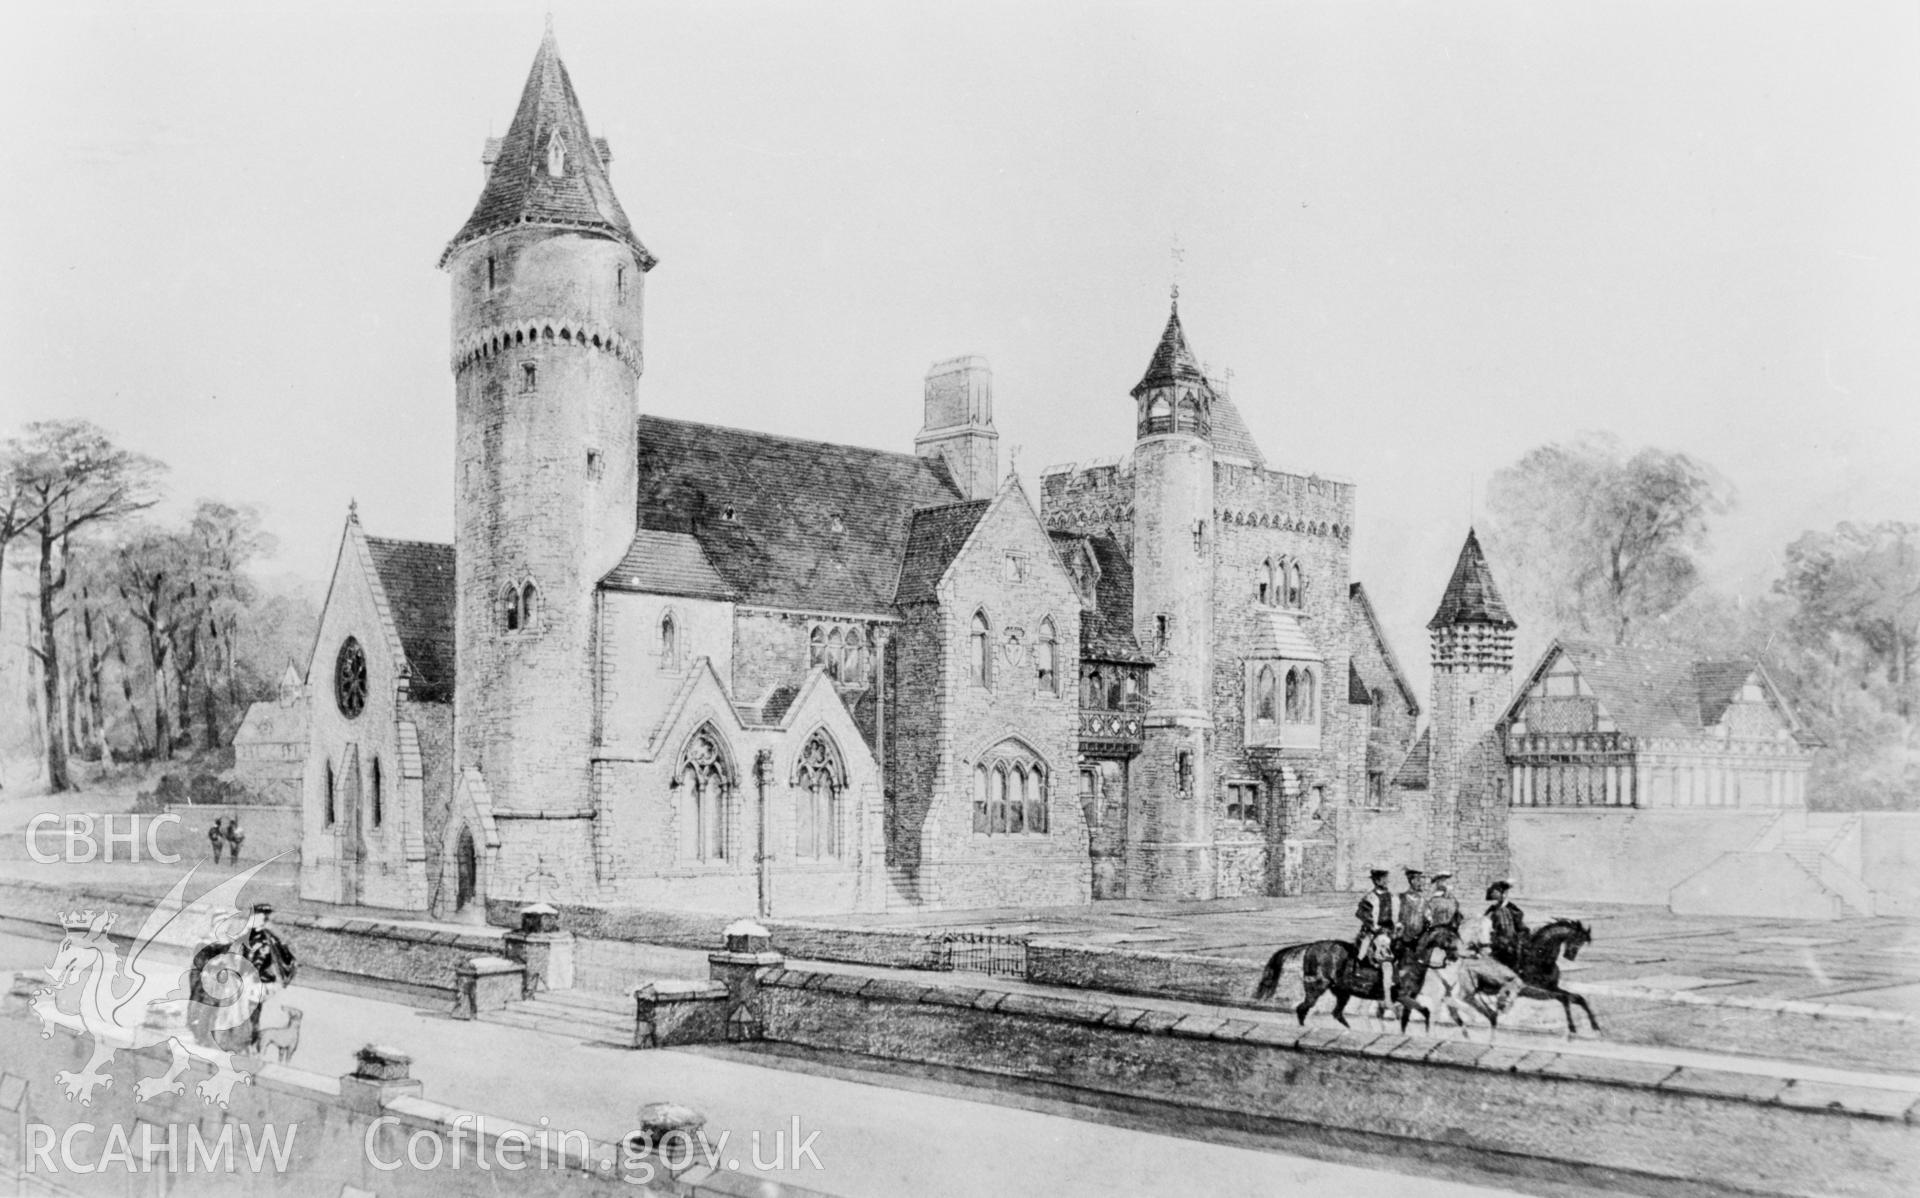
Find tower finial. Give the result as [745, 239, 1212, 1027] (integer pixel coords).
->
[348, 498, 359, 523]
[544, 10, 555, 38]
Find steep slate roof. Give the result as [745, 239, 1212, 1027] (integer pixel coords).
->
[1694, 660, 1761, 727]
[1050, 532, 1150, 663]
[1394, 729, 1432, 789]
[894, 501, 992, 604]
[633, 414, 964, 614]
[364, 537, 456, 704]
[441, 28, 653, 268]
[1539, 641, 1789, 740]
[1350, 582, 1420, 716]
[1208, 391, 1266, 467]
[1427, 528, 1516, 629]
[1132, 302, 1212, 395]
[601, 529, 737, 600]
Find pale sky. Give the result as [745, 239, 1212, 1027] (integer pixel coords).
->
[3, 1, 1915, 688]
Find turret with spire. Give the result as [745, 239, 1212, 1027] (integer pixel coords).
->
[1128, 294, 1218, 899]
[1426, 528, 1517, 885]
[443, 24, 653, 903]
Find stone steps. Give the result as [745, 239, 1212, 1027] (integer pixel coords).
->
[482, 995, 634, 1045]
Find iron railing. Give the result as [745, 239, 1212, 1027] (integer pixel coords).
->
[938, 931, 1028, 978]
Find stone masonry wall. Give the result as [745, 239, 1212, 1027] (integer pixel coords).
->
[452, 227, 645, 905]
[1209, 463, 1356, 897]
[753, 966, 1919, 1198]
[302, 529, 430, 911]
[920, 489, 1090, 908]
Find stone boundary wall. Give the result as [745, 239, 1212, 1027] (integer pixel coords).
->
[497, 900, 947, 970]
[752, 965, 1919, 1198]
[0, 1006, 830, 1197]
[0, 878, 497, 993]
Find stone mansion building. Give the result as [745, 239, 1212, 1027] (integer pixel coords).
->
[299, 28, 1814, 919]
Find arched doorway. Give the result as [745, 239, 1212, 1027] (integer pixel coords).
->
[455, 828, 478, 912]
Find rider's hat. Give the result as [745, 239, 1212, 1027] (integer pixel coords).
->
[1431, 870, 1454, 882]
[250, 902, 274, 915]
[1403, 866, 1425, 880]
[1368, 866, 1389, 882]
[1485, 879, 1513, 898]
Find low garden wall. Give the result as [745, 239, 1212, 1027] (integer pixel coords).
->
[0, 877, 495, 994]
[752, 965, 1919, 1198]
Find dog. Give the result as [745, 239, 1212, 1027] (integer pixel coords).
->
[254, 1007, 303, 1064]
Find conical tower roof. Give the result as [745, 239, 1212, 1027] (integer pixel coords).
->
[441, 26, 654, 268]
[1427, 529, 1516, 629]
[1131, 301, 1211, 396]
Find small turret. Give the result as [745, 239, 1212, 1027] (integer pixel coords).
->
[1129, 297, 1218, 900]
[1131, 298, 1214, 440]
[1426, 528, 1516, 884]
[1428, 528, 1515, 673]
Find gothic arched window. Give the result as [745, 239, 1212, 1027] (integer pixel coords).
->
[1084, 668, 1103, 709]
[676, 727, 733, 863]
[324, 761, 336, 827]
[969, 611, 992, 687]
[1256, 664, 1278, 722]
[793, 731, 844, 859]
[660, 612, 679, 671]
[1370, 686, 1385, 728]
[370, 756, 383, 829]
[1285, 667, 1302, 721]
[520, 582, 540, 629]
[826, 627, 844, 682]
[1037, 618, 1058, 695]
[1258, 558, 1274, 606]
[1285, 562, 1303, 609]
[842, 627, 867, 683]
[973, 741, 1049, 836]
[809, 626, 828, 671]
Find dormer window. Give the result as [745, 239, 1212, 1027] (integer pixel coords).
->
[544, 129, 567, 177]
[722, 506, 737, 522]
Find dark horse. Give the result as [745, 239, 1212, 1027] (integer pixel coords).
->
[1254, 925, 1460, 1031]
[1462, 918, 1601, 1037]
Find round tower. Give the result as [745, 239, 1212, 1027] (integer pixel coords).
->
[1129, 298, 1217, 899]
[1426, 528, 1517, 887]
[441, 28, 654, 902]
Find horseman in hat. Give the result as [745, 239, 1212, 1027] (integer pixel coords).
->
[1424, 870, 1462, 935]
[1354, 867, 1399, 1008]
[188, 903, 297, 1053]
[1395, 867, 1430, 955]
[1485, 880, 1527, 971]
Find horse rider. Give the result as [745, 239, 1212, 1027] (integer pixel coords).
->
[1423, 870, 1462, 935]
[1354, 867, 1399, 1007]
[1485, 879, 1528, 971]
[1395, 867, 1430, 955]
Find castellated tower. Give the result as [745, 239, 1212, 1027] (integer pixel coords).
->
[1129, 301, 1218, 899]
[441, 28, 654, 902]
[1426, 529, 1516, 887]
[913, 355, 998, 500]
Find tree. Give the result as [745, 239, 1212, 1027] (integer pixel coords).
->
[5, 422, 164, 790]
[1777, 522, 1920, 719]
[1485, 434, 1732, 648]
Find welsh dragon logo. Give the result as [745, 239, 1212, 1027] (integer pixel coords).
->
[31, 857, 284, 1108]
